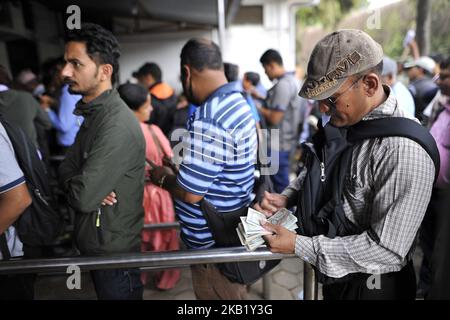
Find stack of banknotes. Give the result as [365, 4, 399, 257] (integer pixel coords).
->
[236, 207, 298, 251]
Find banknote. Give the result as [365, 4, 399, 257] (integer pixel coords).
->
[237, 207, 298, 251]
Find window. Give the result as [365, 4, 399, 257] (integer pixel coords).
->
[232, 5, 263, 25]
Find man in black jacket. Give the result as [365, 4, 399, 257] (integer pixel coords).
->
[59, 23, 145, 300]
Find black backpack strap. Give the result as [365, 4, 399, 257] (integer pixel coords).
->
[0, 233, 11, 260]
[347, 117, 440, 182]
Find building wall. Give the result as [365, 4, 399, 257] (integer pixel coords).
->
[1, 0, 305, 92]
[117, 30, 211, 93]
[223, 0, 296, 89]
[0, 1, 63, 74]
[118, 0, 301, 92]
[30, 1, 64, 63]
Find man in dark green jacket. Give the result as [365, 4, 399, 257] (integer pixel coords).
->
[0, 64, 52, 149]
[59, 23, 145, 300]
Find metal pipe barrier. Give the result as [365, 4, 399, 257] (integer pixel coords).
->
[143, 222, 179, 230]
[0, 247, 295, 275]
[0, 246, 318, 300]
[22, 192, 318, 299]
[303, 261, 318, 300]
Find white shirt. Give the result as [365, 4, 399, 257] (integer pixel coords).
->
[0, 123, 25, 260]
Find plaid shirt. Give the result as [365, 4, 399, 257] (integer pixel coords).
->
[282, 86, 435, 278]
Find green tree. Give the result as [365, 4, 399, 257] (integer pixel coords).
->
[296, 0, 367, 29]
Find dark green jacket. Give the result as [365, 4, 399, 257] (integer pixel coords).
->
[0, 89, 51, 147]
[59, 89, 145, 255]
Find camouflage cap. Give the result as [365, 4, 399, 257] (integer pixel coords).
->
[299, 29, 383, 100]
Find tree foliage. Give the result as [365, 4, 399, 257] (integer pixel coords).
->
[296, 0, 367, 29]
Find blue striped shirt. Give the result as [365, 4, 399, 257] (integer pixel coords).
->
[175, 83, 257, 248]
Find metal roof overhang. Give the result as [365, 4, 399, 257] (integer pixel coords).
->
[40, 0, 241, 33]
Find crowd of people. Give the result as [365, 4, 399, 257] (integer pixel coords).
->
[0, 22, 449, 300]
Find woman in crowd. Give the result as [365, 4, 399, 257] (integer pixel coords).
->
[118, 83, 180, 290]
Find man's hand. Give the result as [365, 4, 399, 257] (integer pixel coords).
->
[262, 222, 296, 254]
[101, 191, 117, 206]
[39, 95, 56, 109]
[148, 164, 175, 187]
[162, 157, 179, 175]
[253, 191, 288, 217]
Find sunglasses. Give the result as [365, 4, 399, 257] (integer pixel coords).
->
[324, 75, 364, 111]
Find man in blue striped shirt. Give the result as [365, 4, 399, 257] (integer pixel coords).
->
[149, 38, 257, 299]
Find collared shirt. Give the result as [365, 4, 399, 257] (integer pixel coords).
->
[265, 72, 303, 151]
[282, 86, 435, 278]
[430, 94, 450, 189]
[392, 81, 415, 118]
[175, 82, 257, 249]
[47, 85, 83, 147]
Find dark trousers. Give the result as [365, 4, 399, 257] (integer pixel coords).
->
[0, 274, 36, 300]
[0, 245, 43, 300]
[322, 261, 416, 300]
[428, 187, 450, 299]
[90, 268, 143, 300]
[271, 150, 290, 194]
[418, 188, 447, 298]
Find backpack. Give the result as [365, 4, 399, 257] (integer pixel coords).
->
[0, 115, 63, 260]
[296, 117, 440, 284]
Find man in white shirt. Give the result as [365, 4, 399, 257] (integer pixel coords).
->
[382, 56, 416, 118]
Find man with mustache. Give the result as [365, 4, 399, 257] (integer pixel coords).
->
[59, 23, 145, 300]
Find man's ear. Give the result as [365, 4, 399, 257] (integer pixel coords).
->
[363, 73, 380, 97]
[101, 64, 113, 82]
[181, 65, 191, 81]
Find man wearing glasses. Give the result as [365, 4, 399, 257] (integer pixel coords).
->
[255, 29, 435, 300]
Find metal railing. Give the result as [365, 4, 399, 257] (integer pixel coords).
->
[0, 247, 293, 275]
[0, 246, 317, 300]
[143, 222, 179, 230]
[5, 202, 317, 299]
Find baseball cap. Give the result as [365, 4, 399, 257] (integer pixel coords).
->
[382, 56, 398, 76]
[403, 56, 436, 74]
[299, 29, 383, 101]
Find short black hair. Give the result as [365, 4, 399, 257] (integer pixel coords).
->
[180, 38, 223, 72]
[132, 62, 162, 82]
[0, 64, 11, 86]
[260, 49, 283, 66]
[354, 60, 384, 79]
[224, 62, 239, 82]
[244, 72, 260, 86]
[65, 23, 121, 85]
[118, 83, 148, 111]
[440, 56, 450, 70]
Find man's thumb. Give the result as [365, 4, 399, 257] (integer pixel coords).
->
[265, 191, 275, 200]
[262, 222, 279, 234]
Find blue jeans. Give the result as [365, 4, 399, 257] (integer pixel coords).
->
[270, 150, 290, 194]
[90, 268, 143, 300]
